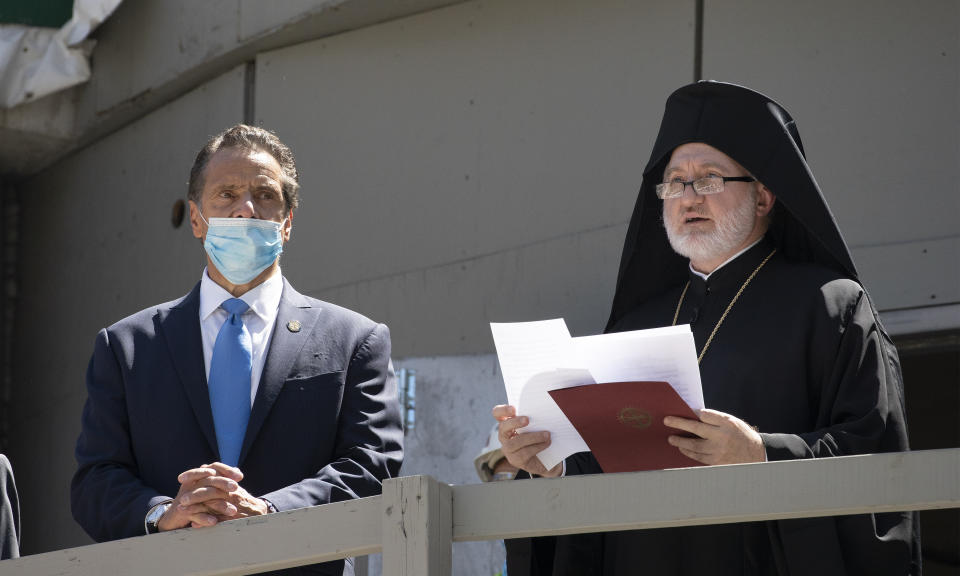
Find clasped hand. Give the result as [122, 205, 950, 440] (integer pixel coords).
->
[157, 462, 269, 531]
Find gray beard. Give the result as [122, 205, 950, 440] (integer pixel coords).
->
[663, 193, 758, 266]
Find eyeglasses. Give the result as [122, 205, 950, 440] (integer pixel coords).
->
[655, 175, 756, 199]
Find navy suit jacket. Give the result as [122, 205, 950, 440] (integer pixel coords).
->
[72, 278, 403, 574]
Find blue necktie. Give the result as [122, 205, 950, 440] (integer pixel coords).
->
[208, 298, 252, 467]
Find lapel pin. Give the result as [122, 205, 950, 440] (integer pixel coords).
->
[287, 320, 302, 333]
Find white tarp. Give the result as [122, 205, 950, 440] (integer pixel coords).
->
[0, 0, 123, 108]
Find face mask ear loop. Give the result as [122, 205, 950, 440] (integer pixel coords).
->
[197, 207, 211, 273]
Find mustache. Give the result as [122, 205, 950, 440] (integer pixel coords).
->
[681, 206, 711, 219]
[659, 206, 712, 225]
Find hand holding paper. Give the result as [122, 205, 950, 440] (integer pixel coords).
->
[492, 405, 562, 477]
[490, 319, 705, 474]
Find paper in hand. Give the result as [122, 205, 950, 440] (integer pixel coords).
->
[491, 319, 703, 471]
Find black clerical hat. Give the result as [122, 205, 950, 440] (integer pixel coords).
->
[607, 81, 859, 331]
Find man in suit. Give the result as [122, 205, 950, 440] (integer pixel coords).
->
[71, 124, 403, 575]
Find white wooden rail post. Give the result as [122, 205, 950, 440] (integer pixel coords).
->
[381, 475, 452, 576]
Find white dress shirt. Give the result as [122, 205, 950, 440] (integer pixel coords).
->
[199, 268, 284, 406]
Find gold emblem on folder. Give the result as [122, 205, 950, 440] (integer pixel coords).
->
[287, 320, 302, 333]
[617, 406, 651, 429]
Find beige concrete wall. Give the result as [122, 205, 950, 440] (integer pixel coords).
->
[8, 66, 245, 553]
[702, 0, 960, 310]
[386, 354, 510, 575]
[1, 0, 468, 176]
[255, 0, 695, 357]
[81, 0, 462, 123]
[256, 0, 959, 358]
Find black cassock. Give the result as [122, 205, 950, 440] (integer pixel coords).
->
[547, 240, 916, 575]
[507, 82, 919, 575]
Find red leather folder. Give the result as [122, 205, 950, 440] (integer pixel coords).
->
[548, 381, 704, 473]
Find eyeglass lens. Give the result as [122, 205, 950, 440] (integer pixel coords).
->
[657, 176, 726, 199]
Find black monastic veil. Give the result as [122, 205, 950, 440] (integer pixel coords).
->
[508, 81, 920, 576]
[607, 80, 856, 329]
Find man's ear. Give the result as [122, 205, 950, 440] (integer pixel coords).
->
[188, 200, 205, 239]
[756, 184, 776, 218]
[282, 210, 293, 242]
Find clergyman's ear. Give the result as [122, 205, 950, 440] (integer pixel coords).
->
[756, 184, 776, 218]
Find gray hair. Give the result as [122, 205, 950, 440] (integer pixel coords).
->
[187, 124, 300, 211]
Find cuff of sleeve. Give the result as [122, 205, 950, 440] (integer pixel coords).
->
[760, 432, 809, 461]
[147, 495, 173, 509]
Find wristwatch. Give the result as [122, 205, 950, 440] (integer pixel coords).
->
[144, 501, 173, 534]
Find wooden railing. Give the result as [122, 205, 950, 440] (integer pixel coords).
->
[5, 448, 959, 575]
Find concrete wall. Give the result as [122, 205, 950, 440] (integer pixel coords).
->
[256, 0, 695, 356]
[702, 0, 960, 312]
[3, 0, 958, 572]
[382, 355, 509, 575]
[0, 0, 467, 176]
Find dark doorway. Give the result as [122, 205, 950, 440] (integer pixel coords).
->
[898, 330, 960, 575]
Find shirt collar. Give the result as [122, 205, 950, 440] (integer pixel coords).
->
[688, 237, 764, 282]
[199, 267, 284, 322]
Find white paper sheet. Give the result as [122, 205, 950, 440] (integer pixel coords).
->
[490, 319, 572, 409]
[516, 368, 594, 469]
[573, 324, 704, 410]
[490, 319, 704, 471]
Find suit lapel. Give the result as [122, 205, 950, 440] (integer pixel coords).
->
[157, 283, 220, 459]
[240, 278, 322, 464]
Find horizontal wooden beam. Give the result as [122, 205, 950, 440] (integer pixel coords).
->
[451, 448, 960, 541]
[3, 495, 382, 576]
[6, 449, 960, 575]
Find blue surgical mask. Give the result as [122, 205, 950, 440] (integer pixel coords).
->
[199, 210, 287, 285]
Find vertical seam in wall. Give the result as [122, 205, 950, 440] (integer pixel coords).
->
[244, 60, 256, 125]
[694, 0, 704, 81]
[0, 182, 18, 453]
